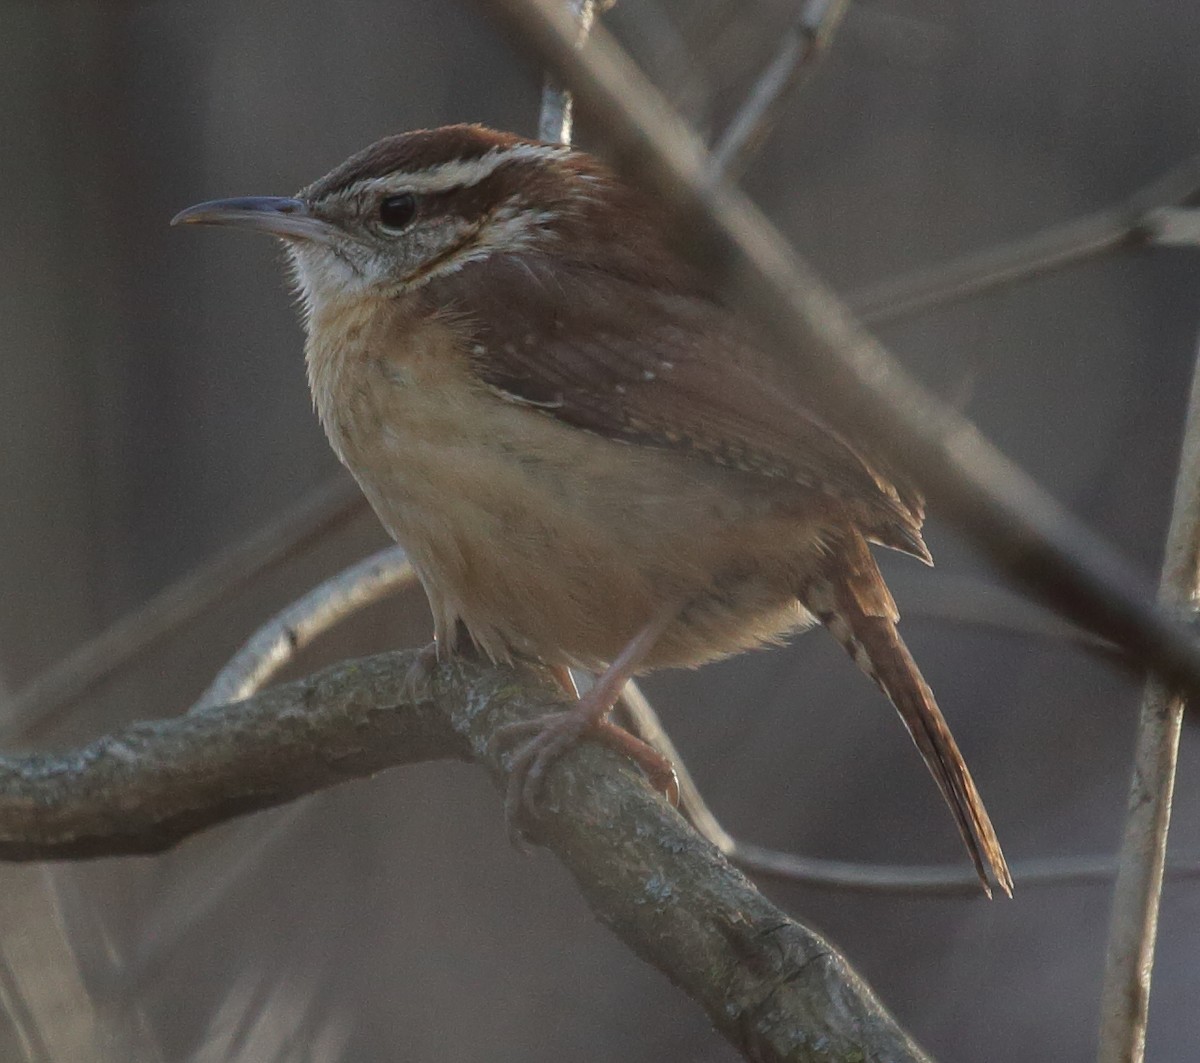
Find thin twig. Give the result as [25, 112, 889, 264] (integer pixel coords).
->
[620, 681, 1200, 896]
[537, 0, 605, 143]
[4, 475, 365, 738]
[481, 0, 1200, 709]
[709, 0, 851, 179]
[190, 546, 414, 714]
[851, 152, 1200, 325]
[731, 846, 1200, 897]
[0, 651, 932, 1063]
[1096, 335, 1200, 1063]
[619, 680, 734, 849]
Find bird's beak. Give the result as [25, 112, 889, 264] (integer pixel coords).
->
[171, 196, 340, 245]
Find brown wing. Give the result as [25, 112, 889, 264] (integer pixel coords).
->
[426, 253, 928, 560]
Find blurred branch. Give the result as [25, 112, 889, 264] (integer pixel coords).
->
[0, 650, 930, 1063]
[709, 0, 851, 179]
[1097, 335, 1200, 1063]
[4, 474, 365, 738]
[888, 571, 1119, 661]
[479, 0, 1200, 710]
[851, 152, 1200, 325]
[729, 845, 1200, 897]
[620, 682, 1200, 897]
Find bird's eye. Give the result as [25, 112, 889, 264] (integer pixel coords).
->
[378, 193, 417, 231]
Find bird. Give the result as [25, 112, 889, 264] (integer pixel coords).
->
[173, 123, 1012, 897]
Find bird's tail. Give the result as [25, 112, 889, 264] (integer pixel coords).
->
[802, 534, 1013, 898]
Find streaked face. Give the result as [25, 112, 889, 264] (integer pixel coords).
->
[292, 138, 577, 313]
[174, 125, 598, 324]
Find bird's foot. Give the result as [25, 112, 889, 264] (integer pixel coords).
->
[490, 694, 679, 842]
[402, 640, 441, 703]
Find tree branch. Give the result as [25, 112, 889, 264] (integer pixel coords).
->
[0, 653, 464, 860]
[620, 678, 1200, 896]
[179, 541, 1198, 900]
[478, 0, 1200, 708]
[0, 651, 930, 1063]
[1096, 332, 1200, 1063]
[850, 152, 1200, 325]
[709, 0, 851, 179]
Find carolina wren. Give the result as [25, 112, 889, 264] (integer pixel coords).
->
[174, 124, 1011, 896]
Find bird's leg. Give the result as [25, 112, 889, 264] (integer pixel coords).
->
[492, 607, 682, 828]
[548, 664, 678, 802]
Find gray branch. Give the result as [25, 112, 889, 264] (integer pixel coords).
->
[0, 651, 929, 1063]
[1096, 333, 1200, 1062]
[710, 0, 851, 179]
[479, 0, 1200, 710]
[850, 152, 1200, 325]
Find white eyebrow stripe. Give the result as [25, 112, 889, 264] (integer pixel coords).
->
[333, 142, 571, 200]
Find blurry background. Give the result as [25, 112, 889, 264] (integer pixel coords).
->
[3, 0, 1200, 1059]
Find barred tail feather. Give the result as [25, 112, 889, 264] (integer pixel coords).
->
[804, 540, 1013, 898]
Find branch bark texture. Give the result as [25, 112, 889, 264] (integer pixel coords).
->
[0, 651, 929, 1063]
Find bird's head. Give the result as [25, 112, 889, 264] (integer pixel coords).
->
[172, 124, 609, 322]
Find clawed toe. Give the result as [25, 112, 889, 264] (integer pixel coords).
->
[491, 712, 588, 827]
[489, 706, 680, 845]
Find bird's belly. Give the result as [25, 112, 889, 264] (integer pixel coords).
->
[326, 361, 821, 670]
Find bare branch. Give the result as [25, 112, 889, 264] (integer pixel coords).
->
[5, 475, 365, 738]
[537, 0, 606, 143]
[620, 681, 1200, 896]
[1096, 334, 1200, 1063]
[0, 653, 465, 861]
[478, 0, 1200, 709]
[180, 533, 1182, 910]
[729, 843, 1200, 898]
[710, 0, 851, 179]
[851, 152, 1200, 325]
[181, 546, 1192, 902]
[0, 651, 931, 1063]
[191, 546, 415, 714]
